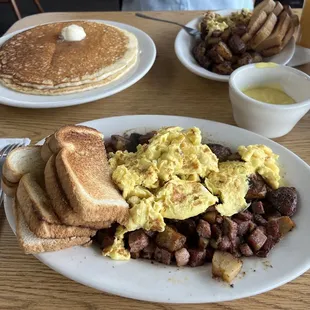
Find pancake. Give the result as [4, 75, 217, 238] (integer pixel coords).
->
[0, 21, 138, 94]
[1, 54, 137, 95]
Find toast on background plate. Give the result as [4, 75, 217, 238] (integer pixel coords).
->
[250, 12, 278, 49]
[242, 0, 276, 43]
[255, 11, 291, 52]
[240, 0, 300, 56]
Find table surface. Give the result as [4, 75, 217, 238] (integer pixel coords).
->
[1, 10, 309, 310]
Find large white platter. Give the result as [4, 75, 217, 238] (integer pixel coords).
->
[175, 10, 295, 82]
[0, 20, 156, 109]
[4, 115, 310, 303]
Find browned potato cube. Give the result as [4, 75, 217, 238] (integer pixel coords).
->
[206, 37, 222, 47]
[215, 41, 233, 60]
[208, 46, 225, 64]
[212, 251, 243, 283]
[277, 216, 295, 236]
[202, 211, 218, 224]
[111, 135, 131, 151]
[221, 28, 231, 42]
[212, 62, 234, 75]
[155, 226, 186, 252]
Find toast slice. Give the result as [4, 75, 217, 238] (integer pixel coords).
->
[261, 13, 299, 57]
[283, 5, 300, 41]
[272, 1, 283, 16]
[13, 199, 91, 254]
[252, 0, 276, 15]
[256, 11, 290, 51]
[44, 155, 111, 229]
[46, 125, 103, 154]
[251, 12, 278, 49]
[16, 174, 96, 238]
[242, 0, 276, 43]
[2, 146, 45, 184]
[47, 125, 129, 224]
[261, 45, 282, 57]
[242, 11, 267, 43]
[1, 176, 18, 197]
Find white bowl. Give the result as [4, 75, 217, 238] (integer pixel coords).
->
[174, 10, 296, 82]
[229, 63, 310, 138]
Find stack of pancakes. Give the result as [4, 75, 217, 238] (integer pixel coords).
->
[0, 21, 138, 95]
[242, 0, 300, 57]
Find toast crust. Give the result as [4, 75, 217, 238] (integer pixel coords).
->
[272, 1, 283, 16]
[2, 146, 45, 183]
[1, 177, 18, 197]
[242, 11, 268, 43]
[14, 199, 91, 254]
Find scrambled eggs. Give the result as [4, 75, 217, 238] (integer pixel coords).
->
[201, 9, 252, 37]
[104, 127, 281, 260]
[109, 126, 219, 199]
[104, 127, 219, 260]
[238, 144, 280, 189]
[206, 145, 280, 216]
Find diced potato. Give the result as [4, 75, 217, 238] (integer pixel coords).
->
[202, 211, 217, 224]
[212, 251, 243, 283]
[155, 226, 186, 252]
[277, 216, 295, 236]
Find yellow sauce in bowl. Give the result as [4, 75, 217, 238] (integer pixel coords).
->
[243, 87, 295, 105]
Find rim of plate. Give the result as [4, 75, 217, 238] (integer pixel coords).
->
[174, 10, 295, 82]
[0, 20, 156, 109]
[4, 115, 310, 303]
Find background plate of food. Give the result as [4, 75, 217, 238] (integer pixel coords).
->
[0, 20, 156, 108]
[175, 4, 298, 82]
[3, 115, 310, 303]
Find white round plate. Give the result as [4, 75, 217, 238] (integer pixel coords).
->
[175, 10, 296, 82]
[4, 115, 310, 303]
[0, 20, 156, 109]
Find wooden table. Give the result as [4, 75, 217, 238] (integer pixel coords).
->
[1, 11, 309, 310]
